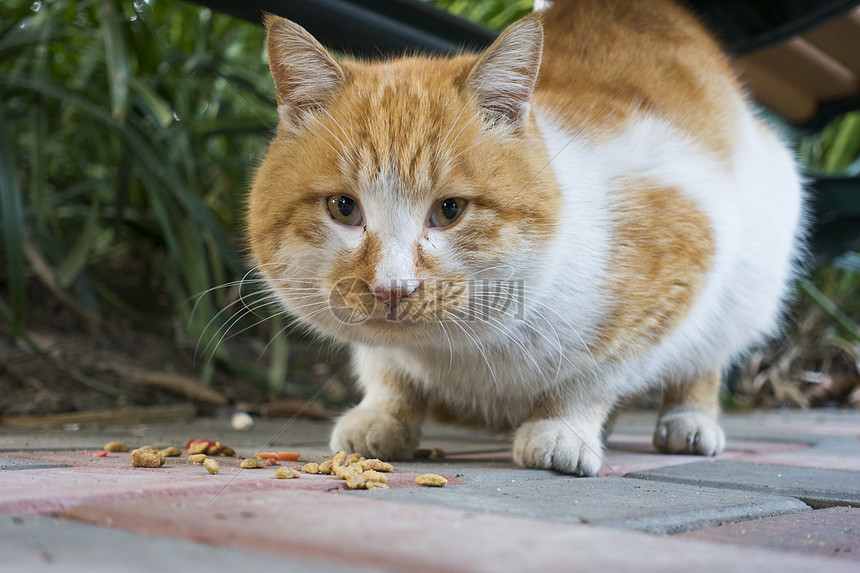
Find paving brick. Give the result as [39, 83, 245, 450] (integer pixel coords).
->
[0, 453, 452, 515]
[600, 434, 810, 476]
[359, 466, 809, 534]
[628, 461, 860, 508]
[59, 488, 854, 573]
[439, 434, 813, 477]
[0, 514, 364, 571]
[680, 507, 860, 561]
[0, 456, 68, 471]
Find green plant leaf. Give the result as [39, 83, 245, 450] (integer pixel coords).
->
[129, 75, 174, 129]
[0, 104, 26, 334]
[56, 197, 100, 288]
[800, 280, 860, 342]
[100, 0, 130, 122]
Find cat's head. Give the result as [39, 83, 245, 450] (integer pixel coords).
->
[248, 14, 559, 347]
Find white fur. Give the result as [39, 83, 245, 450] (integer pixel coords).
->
[261, 15, 806, 477]
[335, 105, 805, 460]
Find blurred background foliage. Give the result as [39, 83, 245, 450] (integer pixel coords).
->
[0, 0, 858, 412]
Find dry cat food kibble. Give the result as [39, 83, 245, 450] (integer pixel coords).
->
[103, 441, 129, 452]
[415, 473, 447, 487]
[185, 439, 236, 457]
[275, 467, 301, 479]
[203, 458, 220, 475]
[159, 447, 182, 458]
[362, 470, 387, 483]
[323, 451, 399, 490]
[137, 445, 160, 454]
[360, 459, 393, 472]
[239, 458, 265, 469]
[130, 449, 164, 468]
[302, 462, 320, 474]
[188, 454, 208, 464]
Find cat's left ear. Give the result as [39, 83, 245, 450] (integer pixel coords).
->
[467, 17, 543, 128]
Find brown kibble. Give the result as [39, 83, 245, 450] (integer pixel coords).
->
[318, 460, 333, 475]
[218, 444, 236, 457]
[415, 473, 447, 487]
[264, 458, 279, 467]
[187, 442, 209, 455]
[363, 470, 387, 483]
[104, 441, 129, 452]
[206, 445, 220, 456]
[159, 447, 182, 458]
[362, 459, 393, 472]
[365, 481, 389, 490]
[203, 458, 220, 475]
[275, 467, 301, 479]
[333, 463, 350, 480]
[344, 471, 367, 490]
[239, 458, 265, 469]
[188, 454, 208, 464]
[302, 462, 320, 474]
[331, 451, 346, 468]
[137, 445, 159, 454]
[344, 452, 364, 465]
[130, 449, 164, 468]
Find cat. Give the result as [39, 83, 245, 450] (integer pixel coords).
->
[247, 0, 806, 476]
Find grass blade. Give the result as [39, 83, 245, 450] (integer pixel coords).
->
[800, 280, 860, 342]
[100, 0, 130, 122]
[0, 104, 26, 334]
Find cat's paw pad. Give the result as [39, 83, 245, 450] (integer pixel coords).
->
[653, 410, 725, 456]
[329, 407, 418, 460]
[512, 419, 603, 477]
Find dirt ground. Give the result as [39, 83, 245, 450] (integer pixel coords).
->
[0, 286, 351, 424]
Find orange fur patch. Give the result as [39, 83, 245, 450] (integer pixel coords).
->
[595, 177, 714, 360]
[533, 0, 744, 161]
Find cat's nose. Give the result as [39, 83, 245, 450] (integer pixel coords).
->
[373, 282, 418, 309]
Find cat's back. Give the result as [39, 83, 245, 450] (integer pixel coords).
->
[534, 0, 744, 154]
[529, 0, 806, 373]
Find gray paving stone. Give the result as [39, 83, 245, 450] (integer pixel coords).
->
[628, 461, 860, 508]
[355, 471, 810, 534]
[0, 456, 68, 471]
[804, 436, 860, 456]
[0, 514, 370, 572]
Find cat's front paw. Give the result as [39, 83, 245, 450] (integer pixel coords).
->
[653, 409, 726, 456]
[329, 407, 418, 460]
[513, 419, 603, 476]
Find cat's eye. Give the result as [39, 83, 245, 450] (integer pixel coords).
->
[430, 197, 468, 228]
[326, 194, 363, 226]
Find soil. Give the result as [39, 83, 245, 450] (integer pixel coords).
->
[0, 284, 353, 423]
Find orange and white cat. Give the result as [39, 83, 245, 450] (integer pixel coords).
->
[248, 0, 805, 475]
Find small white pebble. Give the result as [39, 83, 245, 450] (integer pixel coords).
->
[231, 411, 254, 431]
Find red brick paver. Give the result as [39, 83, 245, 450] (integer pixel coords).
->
[682, 506, 860, 561]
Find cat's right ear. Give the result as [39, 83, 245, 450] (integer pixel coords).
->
[265, 14, 345, 129]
